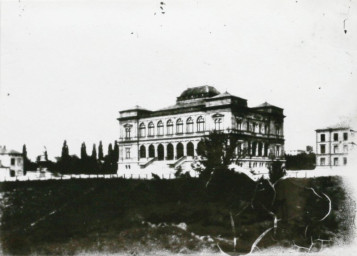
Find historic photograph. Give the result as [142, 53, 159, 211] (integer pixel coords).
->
[0, 0, 356, 255]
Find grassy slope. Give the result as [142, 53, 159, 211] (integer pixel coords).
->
[0, 176, 353, 255]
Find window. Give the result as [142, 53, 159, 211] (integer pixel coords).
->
[186, 117, 194, 133]
[157, 121, 164, 136]
[344, 132, 348, 141]
[253, 123, 257, 133]
[125, 148, 131, 159]
[333, 145, 338, 153]
[259, 124, 262, 133]
[333, 133, 338, 141]
[236, 121, 241, 130]
[125, 127, 131, 139]
[265, 125, 269, 134]
[11, 158, 15, 165]
[343, 157, 347, 165]
[197, 116, 205, 132]
[334, 157, 339, 166]
[275, 125, 280, 135]
[139, 123, 146, 138]
[214, 118, 223, 131]
[320, 134, 325, 142]
[176, 119, 183, 134]
[320, 158, 326, 166]
[320, 144, 326, 154]
[343, 145, 348, 153]
[148, 122, 154, 136]
[167, 120, 173, 135]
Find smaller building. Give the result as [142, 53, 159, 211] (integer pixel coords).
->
[285, 149, 306, 156]
[0, 145, 24, 178]
[315, 127, 356, 167]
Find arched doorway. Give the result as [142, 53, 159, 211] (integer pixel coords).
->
[149, 145, 155, 158]
[157, 144, 164, 160]
[176, 143, 184, 159]
[140, 145, 146, 158]
[187, 142, 194, 157]
[167, 143, 174, 160]
[196, 141, 205, 156]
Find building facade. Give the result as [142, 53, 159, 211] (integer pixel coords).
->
[315, 127, 356, 167]
[117, 86, 285, 173]
[0, 146, 24, 178]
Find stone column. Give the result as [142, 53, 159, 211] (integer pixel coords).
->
[146, 145, 149, 159]
[262, 143, 265, 157]
[255, 143, 259, 156]
[193, 141, 199, 157]
[163, 143, 167, 160]
[172, 143, 177, 159]
[183, 141, 187, 156]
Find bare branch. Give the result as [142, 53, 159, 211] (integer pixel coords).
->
[304, 225, 309, 238]
[249, 227, 273, 254]
[229, 211, 238, 252]
[306, 187, 322, 199]
[235, 203, 249, 217]
[320, 193, 332, 221]
[308, 236, 315, 253]
[292, 241, 309, 251]
[216, 243, 232, 256]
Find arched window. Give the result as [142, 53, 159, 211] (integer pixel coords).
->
[167, 120, 173, 135]
[197, 116, 205, 132]
[125, 127, 131, 139]
[176, 118, 183, 134]
[265, 125, 269, 134]
[186, 117, 193, 133]
[157, 121, 164, 136]
[214, 118, 222, 131]
[139, 123, 146, 138]
[148, 122, 154, 136]
[259, 124, 262, 133]
[139, 145, 146, 158]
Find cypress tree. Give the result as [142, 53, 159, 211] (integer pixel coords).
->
[113, 141, 119, 163]
[81, 142, 87, 159]
[92, 144, 97, 160]
[22, 144, 28, 159]
[108, 143, 113, 160]
[61, 140, 69, 159]
[98, 141, 104, 161]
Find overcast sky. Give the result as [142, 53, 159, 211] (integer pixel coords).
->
[0, 0, 356, 160]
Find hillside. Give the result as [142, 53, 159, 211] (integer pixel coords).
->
[0, 175, 354, 255]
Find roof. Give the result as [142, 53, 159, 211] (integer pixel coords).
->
[315, 126, 353, 132]
[119, 105, 152, 113]
[177, 85, 220, 101]
[0, 147, 22, 155]
[156, 99, 206, 111]
[253, 102, 282, 109]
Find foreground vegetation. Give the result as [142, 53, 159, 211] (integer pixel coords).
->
[0, 175, 354, 255]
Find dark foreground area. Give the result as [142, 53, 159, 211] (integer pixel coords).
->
[0, 174, 355, 255]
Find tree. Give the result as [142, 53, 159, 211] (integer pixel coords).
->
[61, 140, 69, 159]
[268, 160, 286, 184]
[81, 142, 87, 159]
[91, 144, 97, 160]
[196, 131, 245, 185]
[98, 141, 104, 161]
[22, 144, 27, 159]
[306, 145, 313, 154]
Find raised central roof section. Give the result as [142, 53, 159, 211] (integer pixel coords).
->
[177, 85, 220, 102]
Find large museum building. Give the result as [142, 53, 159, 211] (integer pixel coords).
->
[117, 85, 285, 172]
